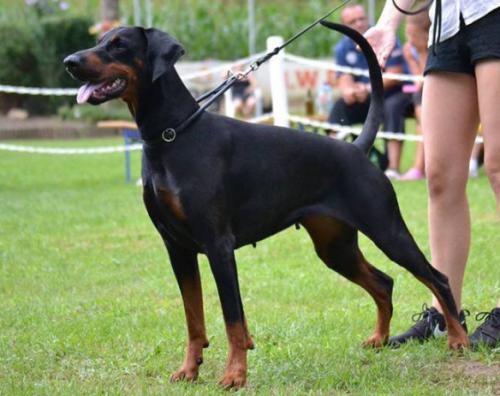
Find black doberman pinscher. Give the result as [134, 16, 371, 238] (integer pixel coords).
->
[64, 22, 468, 388]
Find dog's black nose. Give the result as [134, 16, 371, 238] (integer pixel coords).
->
[63, 54, 82, 74]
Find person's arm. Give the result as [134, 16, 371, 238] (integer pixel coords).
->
[338, 74, 361, 105]
[364, 0, 415, 66]
[382, 40, 407, 90]
[335, 41, 361, 105]
[383, 64, 404, 90]
[403, 42, 421, 76]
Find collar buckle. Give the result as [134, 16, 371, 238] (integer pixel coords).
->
[161, 128, 176, 143]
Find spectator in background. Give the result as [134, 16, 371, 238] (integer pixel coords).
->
[329, 3, 412, 179]
[231, 64, 257, 119]
[469, 127, 484, 178]
[400, 11, 430, 180]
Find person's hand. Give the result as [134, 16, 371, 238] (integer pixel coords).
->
[364, 25, 397, 68]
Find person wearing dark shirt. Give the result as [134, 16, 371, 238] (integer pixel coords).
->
[329, 3, 412, 178]
[230, 65, 257, 118]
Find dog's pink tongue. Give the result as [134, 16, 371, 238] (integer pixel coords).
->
[77, 82, 103, 104]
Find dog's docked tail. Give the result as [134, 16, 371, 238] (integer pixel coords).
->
[320, 21, 384, 154]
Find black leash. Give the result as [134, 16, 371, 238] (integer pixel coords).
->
[144, 0, 351, 146]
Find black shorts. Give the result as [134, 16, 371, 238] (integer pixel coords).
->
[425, 7, 500, 76]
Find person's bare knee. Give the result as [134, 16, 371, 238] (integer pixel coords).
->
[426, 163, 468, 203]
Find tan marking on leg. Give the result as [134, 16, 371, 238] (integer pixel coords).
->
[354, 258, 392, 347]
[417, 276, 469, 350]
[301, 215, 345, 265]
[302, 215, 392, 347]
[170, 271, 209, 382]
[219, 322, 248, 389]
[244, 320, 255, 350]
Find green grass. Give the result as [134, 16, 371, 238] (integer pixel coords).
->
[0, 136, 499, 395]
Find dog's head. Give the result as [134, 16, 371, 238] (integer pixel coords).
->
[63, 26, 185, 105]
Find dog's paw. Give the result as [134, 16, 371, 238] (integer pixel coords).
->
[246, 335, 255, 350]
[362, 334, 388, 348]
[447, 336, 470, 351]
[218, 369, 247, 389]
[447, 327, 470, 350]
[170, 365, 199, 383]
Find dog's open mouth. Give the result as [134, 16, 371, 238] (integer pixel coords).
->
[77, 77, 127, 104]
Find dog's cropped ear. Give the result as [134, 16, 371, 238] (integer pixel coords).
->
[144, 28, 185, 82]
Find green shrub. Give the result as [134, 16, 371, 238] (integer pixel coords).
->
[0, 21, 41, 87]
[37, 15, 96, 88]
[0, 11, 95, 114]
[154, 0, 343, 60]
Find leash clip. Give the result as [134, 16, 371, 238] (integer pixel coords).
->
[226, 68, 248, 81]
[161, 128, 176, 143]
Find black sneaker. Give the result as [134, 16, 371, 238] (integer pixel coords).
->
[470, 308, 500, 349]
[388, 304, 468, 348]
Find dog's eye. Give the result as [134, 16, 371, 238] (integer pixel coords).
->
[107, 36, 126, 51]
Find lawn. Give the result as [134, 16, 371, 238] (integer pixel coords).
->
[0, 136, 498, 395]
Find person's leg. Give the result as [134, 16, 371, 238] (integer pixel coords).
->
[387, 73, 477, 347]
[232, 97, 244, 116]
[386, 140, 403, 177]
[476, 60, 500, 211]
[242, 96, 256, 118]
[469, 141, 483, 177]
[413, 105, 425, 173]
[383, 92, 412, 176]
[401, 104, 426, 180]
[423, 72, 479, 312]
[469, 60, 500, 348]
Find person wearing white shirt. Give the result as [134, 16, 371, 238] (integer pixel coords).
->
[364, 0, 500, 349]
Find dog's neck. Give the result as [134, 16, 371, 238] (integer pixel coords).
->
[133, 67, 199, 141]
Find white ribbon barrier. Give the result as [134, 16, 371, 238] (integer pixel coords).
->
[287, 114, 484, 144]
[0, 85, 78, 96]
[284, 53, 424, 83]
[0, 142, 143, 154]
[180, 52, 265, 81]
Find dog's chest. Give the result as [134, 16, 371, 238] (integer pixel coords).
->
[151, 172, 187, 223]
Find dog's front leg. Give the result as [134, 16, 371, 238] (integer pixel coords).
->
[167, 246, 209, 383]
[206, 236, 251, 389]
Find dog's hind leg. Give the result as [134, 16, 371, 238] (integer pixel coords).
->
[301, 215, 394, 347]
[204, 234, 252, 389]
[346, 187, 469, 349]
